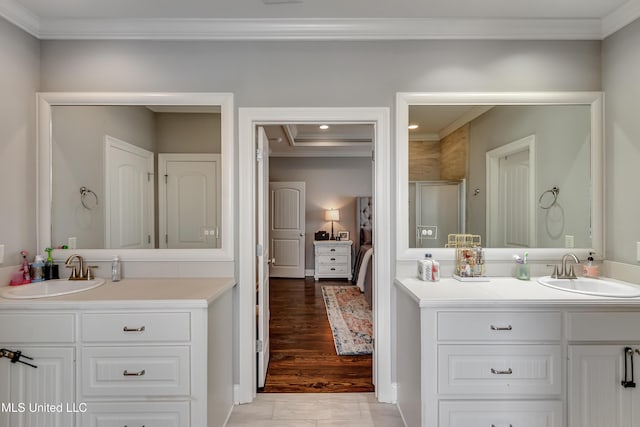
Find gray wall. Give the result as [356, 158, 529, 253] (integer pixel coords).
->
[269, 156, 373, 270]
[155, 113, 220, 154]
[51, 105, 156, 249]
[603, 18, 640, 265]
[0, 18, 39, 265]
[466, 105, 591, 248]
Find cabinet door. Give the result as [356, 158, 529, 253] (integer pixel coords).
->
[569, 345, 639, 427]
[1, 347, 74, 427]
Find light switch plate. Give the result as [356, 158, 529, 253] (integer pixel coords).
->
[0, 244, 4, 264]
[637, 242, 640, 262]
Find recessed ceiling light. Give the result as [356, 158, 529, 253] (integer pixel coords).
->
[408, 124, 419, 130]
[319, 125, 330, 130]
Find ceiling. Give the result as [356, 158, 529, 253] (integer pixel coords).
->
[1, 0, 638, 40]
[265, 124, 374, 157]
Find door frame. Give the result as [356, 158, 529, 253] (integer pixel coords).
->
[237, 107, 392, 403]
[486, 135, 536, 247]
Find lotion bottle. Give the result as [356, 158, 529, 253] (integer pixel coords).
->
[583, 252, 599, 278]
[111, 255, 121, 282]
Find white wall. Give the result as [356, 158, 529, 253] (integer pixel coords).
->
[603, 18, 640, 266]
[269, 156, 373, 270]
[466, 105, 591, 248]
[0, 18, 39, 267]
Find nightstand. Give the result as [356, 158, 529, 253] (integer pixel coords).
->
[313, 240, 353, 280]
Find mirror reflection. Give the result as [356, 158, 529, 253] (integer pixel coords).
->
[408, 104, 591, 249]
[51, 105, 222, 250]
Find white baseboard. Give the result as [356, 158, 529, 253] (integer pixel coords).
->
[603, 260, 640, 284]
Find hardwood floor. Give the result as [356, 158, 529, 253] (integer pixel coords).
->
[261, 277, 374, 393]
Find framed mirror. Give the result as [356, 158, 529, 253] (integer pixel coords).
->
[37, 92, 234, 261]
[396, 92, 603, 261]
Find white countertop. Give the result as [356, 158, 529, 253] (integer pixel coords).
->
[395, 276, 640, 308]
[0, 277, 236, 310]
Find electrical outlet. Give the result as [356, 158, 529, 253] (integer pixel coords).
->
[637, 242, 640, 262]
[0, 244, 4, 264]
[68, 237, 77, 250]
[565, 235, 574, 248]
[417, 226, 438, 240]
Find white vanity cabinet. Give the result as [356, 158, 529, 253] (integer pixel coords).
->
[0, 278, 235, 427]
[0, 313, 75, 427]
[567, 312, 640, 427]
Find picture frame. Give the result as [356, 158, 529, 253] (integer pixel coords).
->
[337, 231, 349, 241]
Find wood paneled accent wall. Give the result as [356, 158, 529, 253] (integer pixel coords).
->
[440, 124, 469, 180]
[409, 140, 440, 181]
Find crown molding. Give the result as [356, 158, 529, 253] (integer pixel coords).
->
[602, 0, 640, 38]
[0, 0, 40, 37]
[23, 17, 605, 40]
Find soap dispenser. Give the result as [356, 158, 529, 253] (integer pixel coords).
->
[583, 252, 599, 278]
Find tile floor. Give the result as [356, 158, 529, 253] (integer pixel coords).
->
[226, 393, 405, 426]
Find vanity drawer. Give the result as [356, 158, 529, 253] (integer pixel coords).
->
[438, 345, 562, 395]
[0, 313, 75, 343]
[80, 402, 189, 427]
[438, 311, 562, 341]
[81, 346, 190, 397]
[82, 312, 190, 343]
[567, 312, 640, 341]
[315, 245, 350, 255]
[439, 400, 563, 427]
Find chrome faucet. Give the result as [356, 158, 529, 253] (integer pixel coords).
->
[550, 253, 580, 279]
[64, 254, 97, 280]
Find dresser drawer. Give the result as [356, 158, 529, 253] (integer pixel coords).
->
[0, 313, 75, 343]
[439, 400, 563, 427]
[315, 245, 350, 255]
[82, 312, 190, 343]
[80, 402, 189, 427]
[567, 312, 640, 341]
[438, 345, 562, 395]
[316, 255, 349, 265]
[81, 346, 190, 397]
[317, 264, 350, 275]
[438, 311, 562, 341]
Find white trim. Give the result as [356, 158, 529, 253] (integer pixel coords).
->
[0, 0, 40, 37]
[36, 92, 234, 262]
[486, 135, 536, 248]
[602, 0, 640, 38]
[396, 91, 604, 262]
[237, 107, 393, 404]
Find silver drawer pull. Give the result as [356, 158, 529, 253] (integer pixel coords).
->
[123, 369, 146, 376]
[490, 325, 513, 331]
[123, 326, 145, 332]
[491, 368, 513, 375]
[492, 425, 513, 427]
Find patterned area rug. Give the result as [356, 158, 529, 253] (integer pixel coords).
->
[321, 286, 373, 355]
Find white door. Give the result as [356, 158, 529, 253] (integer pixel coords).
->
[498, 150, 530, 247]
[158, 154, 221, 249]
[0, 347, 75, 427]
[568, 345, 639, 427]
[269, 182, 306, 278]
[486, 135, 536, 248]
[105, 135, 154, 249]
[257, 127, 270, 388]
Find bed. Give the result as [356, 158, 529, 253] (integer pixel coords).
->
[352, 197, 373, 307]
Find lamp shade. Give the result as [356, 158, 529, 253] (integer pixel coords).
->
[324, 209, 340, 222]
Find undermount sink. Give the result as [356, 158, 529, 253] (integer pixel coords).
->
[1, 278, 105, 299]
[537, 276, 640, 298]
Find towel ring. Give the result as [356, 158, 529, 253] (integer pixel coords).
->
[80, 186, 99, 210]
[538, 186, 559, 209]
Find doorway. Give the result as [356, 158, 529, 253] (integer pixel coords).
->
[237, 107, 392, 404]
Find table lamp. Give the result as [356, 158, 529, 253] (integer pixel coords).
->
[324, 209, 340, 240]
